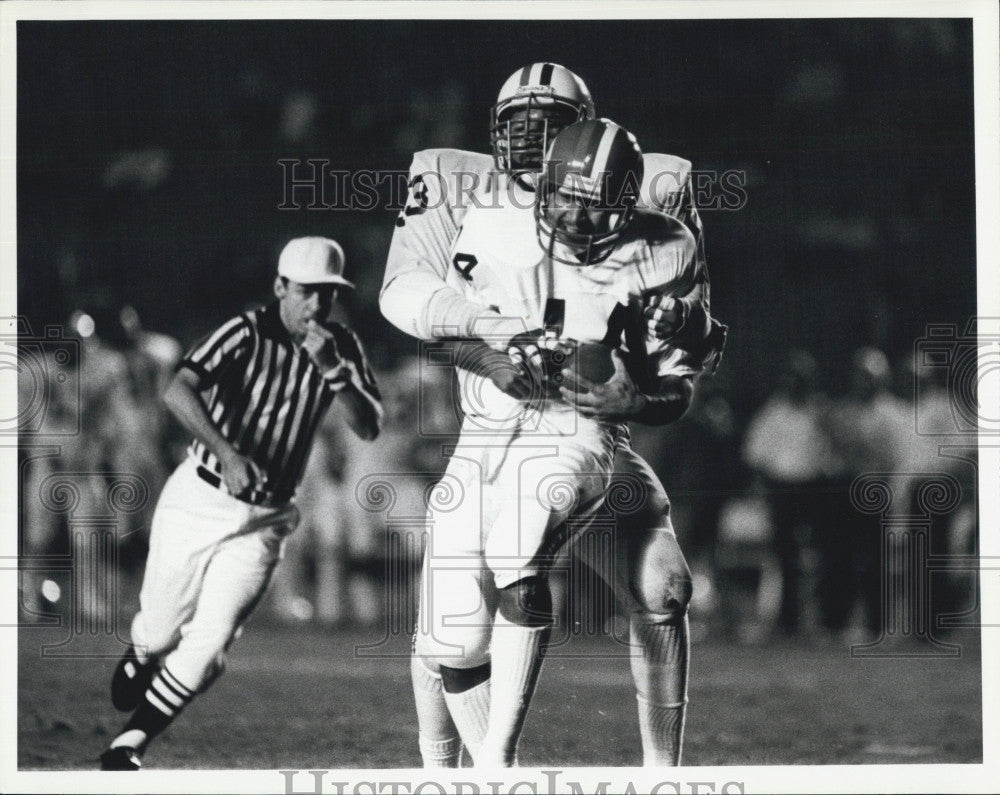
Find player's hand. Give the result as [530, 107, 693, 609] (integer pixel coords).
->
[559, 349, 647, 421]
[218, 449, 264, 497]
[479, 346, 536, 400]
[643, 294, 687, 340]
[506, 329, 574, 389]
[505, 330, 546, 378]
[302, 319, 342, 373]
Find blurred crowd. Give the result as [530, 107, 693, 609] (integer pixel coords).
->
[635, 345, 979, 645]
[18, 303, 979, 644]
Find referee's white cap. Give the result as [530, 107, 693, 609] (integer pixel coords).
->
[277, 237, 354, 288]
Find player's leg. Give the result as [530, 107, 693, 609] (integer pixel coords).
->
[411, 545, 492, 768]
[410, 651, 463, 767]
[580, 445, 693, 766]
[477, 574, 553, 767]
[416, 562, 494, 762]
[479, 443, 612, 766]
[625, 524, 692, 767]
[412, 458, 494, 764]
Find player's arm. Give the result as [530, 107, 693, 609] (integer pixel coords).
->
[642, 152, 706, 277]
[642, 217, 727, 371]
[640, 154, 717, 349]
[379, 151, 527, 344]
[438, 337, 537, 400]
[559, 350, 694, 425]
[379, 154, 454, 336]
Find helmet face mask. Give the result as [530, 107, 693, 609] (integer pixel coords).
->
[490, 63, 595, 175]
[535, 119, 644, 266]
[491, 101, 590, 175]
[536, 185, 630, 265]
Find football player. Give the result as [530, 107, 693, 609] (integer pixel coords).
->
[421, 118, 707, 768]
[380, 65, 724, 767]
[382, 62, 715, 355]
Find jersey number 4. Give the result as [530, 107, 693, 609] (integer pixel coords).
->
[452, 253, 478, 281]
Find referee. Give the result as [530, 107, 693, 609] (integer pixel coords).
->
[100, 237, 382, 770]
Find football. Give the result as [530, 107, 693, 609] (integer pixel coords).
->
[560, 342, 617, 392]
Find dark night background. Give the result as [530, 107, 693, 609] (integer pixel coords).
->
[17, 19, 977, 409]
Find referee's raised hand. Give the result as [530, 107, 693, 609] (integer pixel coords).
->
[302, 319, 342, 373]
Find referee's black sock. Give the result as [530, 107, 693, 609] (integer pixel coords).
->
[109, 666, 196, 753]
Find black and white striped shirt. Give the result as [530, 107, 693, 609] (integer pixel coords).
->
[178, 300, 379, 504]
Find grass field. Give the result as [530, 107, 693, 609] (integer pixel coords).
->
[18, 616, 982, 770]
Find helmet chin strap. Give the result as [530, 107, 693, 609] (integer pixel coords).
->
[538, 210, 603, 267]
[514, 172, 538, 192]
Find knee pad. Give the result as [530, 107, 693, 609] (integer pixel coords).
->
[438, 661, 491, 694]
[413, 618, 491, 670]
[630, 532, 692, 623]
[496, 576, 552, 627]
[634, 578, 692, 624]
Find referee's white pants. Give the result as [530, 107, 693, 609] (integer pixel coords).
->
[130, 457, 300, 693]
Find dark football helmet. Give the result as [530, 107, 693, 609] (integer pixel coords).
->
[535, 118, 644, 265]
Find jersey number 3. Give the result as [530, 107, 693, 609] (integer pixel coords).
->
[395, 175, 429, 227]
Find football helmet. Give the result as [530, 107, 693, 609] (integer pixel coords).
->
[490, 63, 595, 175]
[535, 118, 644, 265]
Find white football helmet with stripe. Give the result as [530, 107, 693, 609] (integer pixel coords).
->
[490, 62, 595, 175]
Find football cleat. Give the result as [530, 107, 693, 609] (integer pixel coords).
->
[100, 746, 142, 771]
[110, 645, 153, 712]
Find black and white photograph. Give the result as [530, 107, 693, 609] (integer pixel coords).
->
[2, 2, 998, 793]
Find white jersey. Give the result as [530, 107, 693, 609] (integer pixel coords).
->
[446, 190, 702, 444]
[380, 148, 707, 342]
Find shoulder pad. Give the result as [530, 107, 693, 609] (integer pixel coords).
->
[408, 148, 497, 216]
[410, 148, 494, 178]
[640, 152, 693, 214]
[629, 209, 694, 247]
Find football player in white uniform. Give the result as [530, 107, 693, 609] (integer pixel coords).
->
[380, 65, 725, 768]
[382, 62, 714, 354]
[424, 119, 706, 768]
